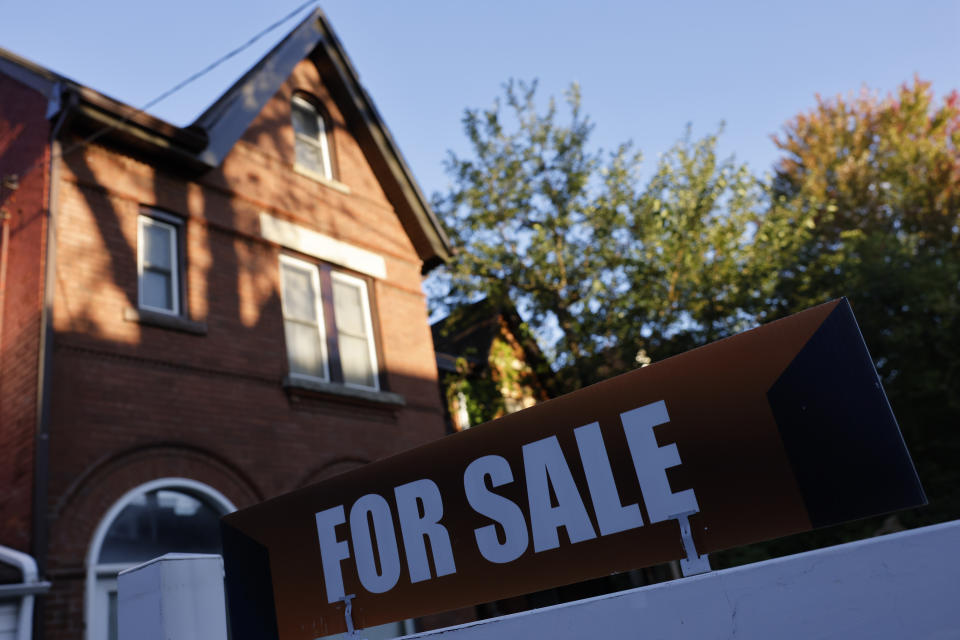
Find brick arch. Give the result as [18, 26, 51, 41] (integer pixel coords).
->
[294, 456, 370, 490]
[48, 442, 262, 569]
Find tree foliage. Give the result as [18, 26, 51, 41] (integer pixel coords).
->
[763, 78, 960, 529]
[432, 81, 777, 391]
[433, 77, 960, 561]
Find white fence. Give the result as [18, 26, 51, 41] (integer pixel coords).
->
[119, 520, 960, 640]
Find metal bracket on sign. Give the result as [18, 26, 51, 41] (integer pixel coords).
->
[674, 511, 711, 577]
[338, 594, 367, 639]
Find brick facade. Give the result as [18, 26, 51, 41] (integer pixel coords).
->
[1, 19, 451, 639]
[0, 71, 49, 554]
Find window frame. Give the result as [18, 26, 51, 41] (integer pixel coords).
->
[279, 253, 332, 385]
[331, 269, 381, 392]
[137, 211, 182, 317]
[278, 255, 382, 392]
[84, 478, 236, 640]
[291, 94, 333, 181]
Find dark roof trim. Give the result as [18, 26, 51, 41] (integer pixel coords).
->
[311, 13, 452, 271]
[192, 11, 324, 166]
[189, 8, 451, 270]
[0, 9, 452, 270]
[0, 47, 60, 99]
[0, 46, 208, 165]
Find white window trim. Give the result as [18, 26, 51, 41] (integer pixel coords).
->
[137, 214, 180, 316]
[292, 95, 333, 181]
[280, 254, 331, 384]
[84, 478, 236, 640]
[331, 270, 381, 392]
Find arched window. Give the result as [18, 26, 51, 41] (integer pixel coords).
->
[292, 95, 333, 180]
[84, 479, 235, 640]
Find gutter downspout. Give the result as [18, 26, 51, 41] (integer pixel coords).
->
[0, 186, 12, 347]
[0, 546, 51, 640]
[32, 82, 73, 610]
[0, 172, 19, 355]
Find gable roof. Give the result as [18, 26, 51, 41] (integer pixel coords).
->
[0, 9, 452, 272]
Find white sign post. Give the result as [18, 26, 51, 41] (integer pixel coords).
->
[117, 521, 960, 639]
[117, 554, 228, 640]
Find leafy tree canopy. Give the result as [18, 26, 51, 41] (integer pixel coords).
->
[431, 80, 779, 392]
[431, 77, 960, 556]
[762, 78, 960, 530]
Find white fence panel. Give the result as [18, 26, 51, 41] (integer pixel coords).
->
[406, 520, 960, 640]
[118, 554, 227, 640]
[0, 602, 17, 640]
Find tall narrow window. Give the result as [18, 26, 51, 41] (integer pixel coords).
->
[279, 256, 381, 391]
[280, 255, 329, 381]
[332, 271, 379, 390]
[291, 95, 332, 180]
[138, 214, 180, 315]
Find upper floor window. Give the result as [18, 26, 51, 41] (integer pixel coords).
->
[279, 255, 380, 390]
[137, 213, 181, 316]
[291, 95, 332, 180]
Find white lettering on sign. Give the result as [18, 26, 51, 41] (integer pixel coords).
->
[523, 436, 598, 552]
[621, 400, 699, 522]
[394, 479, 457, 583]
[315, 505, 350, 603]
[350, 494, 402, 594]
[574, 422, 646, 535]
[314, 400, 697, 600]
[463, 455, 529, 563]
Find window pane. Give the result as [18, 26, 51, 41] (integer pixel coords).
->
[339, 333, 374, 388]
[332, 279, 367, 337]
[141, 269, 172, 310]
[98, 489, 222, 564]
[143, 223, 172, 269]
[107, 591, 118, 640]
[285, 320, 326, 378]
[292, 101, 320, 138]
[295, 139, 324, 175]
[281, 264, 318, 322]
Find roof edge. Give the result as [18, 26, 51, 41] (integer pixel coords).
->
[192, 8, 325, 166]
[1, 12, 453, 270]
[313, 13, 452, 271]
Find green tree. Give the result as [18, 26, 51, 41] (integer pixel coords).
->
[764, 78, 960, 530]
[432, 81, 776, 392]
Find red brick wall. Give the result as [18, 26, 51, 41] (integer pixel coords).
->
[42, 59, 447, 638]
[0, 72, 49, 554]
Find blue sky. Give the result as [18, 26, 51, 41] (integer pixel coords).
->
[1, 1, 957, 201]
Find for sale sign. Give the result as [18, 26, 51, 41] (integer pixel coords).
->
[221, 299, 925, 639]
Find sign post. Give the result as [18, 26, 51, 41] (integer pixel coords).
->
[221, 299, 925, 640]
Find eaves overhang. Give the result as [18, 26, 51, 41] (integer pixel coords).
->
[1, 9, 453, 271]
[309, 11, 452, 273]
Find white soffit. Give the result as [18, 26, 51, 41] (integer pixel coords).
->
[259, 212, 387, 280]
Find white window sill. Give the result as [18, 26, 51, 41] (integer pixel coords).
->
[283, 375, 405, 407]
[124, 307, 208, 335]
[293, 165, 352, 194]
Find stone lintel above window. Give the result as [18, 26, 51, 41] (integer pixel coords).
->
[260, 212, 387, 280]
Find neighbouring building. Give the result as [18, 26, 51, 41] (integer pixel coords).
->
[431, 299, 550, 433]
[0, 9, 453, 639]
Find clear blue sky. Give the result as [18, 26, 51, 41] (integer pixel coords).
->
[1, 1, 957, 200]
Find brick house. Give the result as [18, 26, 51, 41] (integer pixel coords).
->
[0, 9, 452, 639]
[431, 299, 551, 433]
